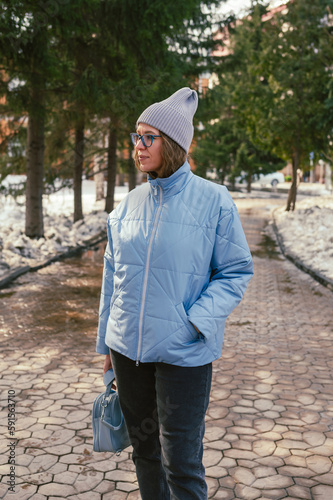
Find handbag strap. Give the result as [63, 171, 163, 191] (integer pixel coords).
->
[100, 369, 125, 431]
[101, 412, 125, 432]
[102, 369, 115, 400]
[103, 369, 115, 387]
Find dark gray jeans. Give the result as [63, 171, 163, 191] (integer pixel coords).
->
[110, 349, 212, 500]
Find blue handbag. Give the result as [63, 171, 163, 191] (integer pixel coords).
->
[92, 369, 131, 454]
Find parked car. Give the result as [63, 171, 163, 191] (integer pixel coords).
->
[257, 172, 285, 187]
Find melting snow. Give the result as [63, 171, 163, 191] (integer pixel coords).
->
[274, 196, 333, 281]
[0, 176, 332, 285]
[0, 178, 127, 276]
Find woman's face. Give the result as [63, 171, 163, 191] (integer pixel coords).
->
[135, 123, 163, 177]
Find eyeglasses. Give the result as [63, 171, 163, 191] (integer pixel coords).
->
[130, 133, 161, 148]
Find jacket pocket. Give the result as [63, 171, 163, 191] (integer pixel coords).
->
[175, 302, 203, 343]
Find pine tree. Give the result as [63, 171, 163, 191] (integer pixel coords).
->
[252, 0, 332, 209]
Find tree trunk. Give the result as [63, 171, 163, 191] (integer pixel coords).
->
[117, 172, 125, 186]
[128, 151, 136, 192]
[94, 132, 106, 201]
[25, 96, 45, 238]
[286, 151, 299, 211]
[105, 124, 117, 213]
[74, 123, 84, 222]
[246, 172, 252, 193]
[94, 156, 105, 201]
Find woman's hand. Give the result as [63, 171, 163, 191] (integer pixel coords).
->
[103, 353, 112, 374]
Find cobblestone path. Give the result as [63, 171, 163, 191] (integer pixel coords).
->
[0, 197, 332, 499]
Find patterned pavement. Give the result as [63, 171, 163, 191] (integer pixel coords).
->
[0, 196, 332, 499]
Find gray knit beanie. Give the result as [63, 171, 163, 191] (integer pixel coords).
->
[136, 87, 198, 154]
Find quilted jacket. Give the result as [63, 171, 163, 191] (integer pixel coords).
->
[96, 161, 253, 367]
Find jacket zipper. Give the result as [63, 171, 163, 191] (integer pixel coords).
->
[136, 185, 163, 366]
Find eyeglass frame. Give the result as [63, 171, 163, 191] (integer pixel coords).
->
[130, 133, 161, 148]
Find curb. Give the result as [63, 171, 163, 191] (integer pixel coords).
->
[0, 231, 107, 290]
[272, 209, 333, 293]
[229, 183, 330, 197]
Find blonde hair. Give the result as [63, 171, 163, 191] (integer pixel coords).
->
[134, 132, 187, 179]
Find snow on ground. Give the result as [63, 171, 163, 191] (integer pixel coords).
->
[274, 195, 333, 281]
[0, 175, 332, 285]
[0, 178, 128, 277]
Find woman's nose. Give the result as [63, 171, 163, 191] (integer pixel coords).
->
[136, 138, 146, 150]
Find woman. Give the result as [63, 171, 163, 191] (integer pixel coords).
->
[96, 87, 253, 499]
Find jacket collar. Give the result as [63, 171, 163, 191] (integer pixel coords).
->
[148, 161, 193, 199]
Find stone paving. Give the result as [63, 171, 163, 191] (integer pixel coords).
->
[0, 196, 333, 499]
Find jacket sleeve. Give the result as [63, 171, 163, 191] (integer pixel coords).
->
[96, 221, 114, 355]
[187, 203, 253, 342]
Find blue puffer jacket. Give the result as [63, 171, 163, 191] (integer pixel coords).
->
[96, 161, 253, 367]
